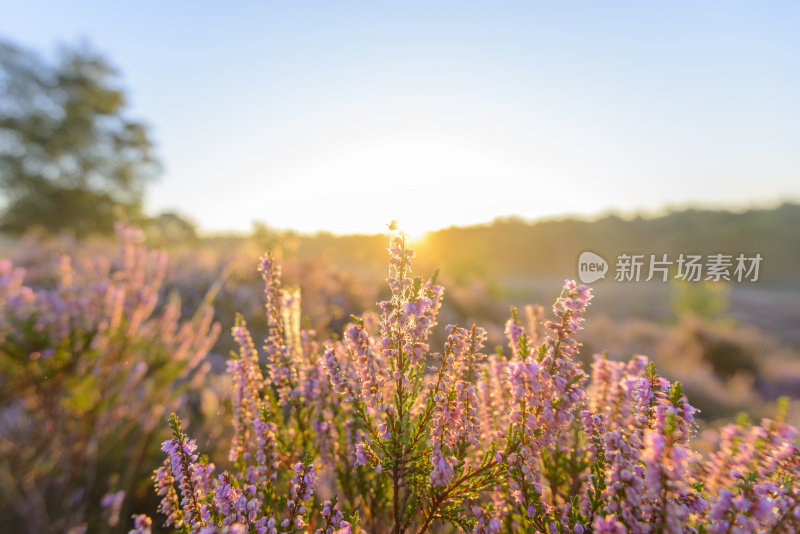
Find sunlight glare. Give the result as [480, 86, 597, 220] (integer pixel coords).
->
[266, 134, 543, 235]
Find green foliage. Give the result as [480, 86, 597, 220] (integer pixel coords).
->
[671, 279, 730, 322]
[0, 38, 158, 236]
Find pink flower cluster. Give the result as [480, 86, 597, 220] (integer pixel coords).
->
[145, 413, 332, 534]
[0, 224, 219, 532]
[258, 254, 298, 405]
[134, 233, 799, 534]
[429, 324, 487, 486]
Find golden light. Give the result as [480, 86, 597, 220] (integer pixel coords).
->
[266, 133, 538, 235]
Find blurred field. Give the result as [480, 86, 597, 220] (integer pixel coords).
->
[5, 203, 799, 408]
[2, 204, 799, 531]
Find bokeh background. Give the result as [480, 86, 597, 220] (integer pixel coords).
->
[1, 2, 799, 532]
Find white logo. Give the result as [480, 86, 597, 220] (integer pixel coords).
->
[578, 252, 608, 284]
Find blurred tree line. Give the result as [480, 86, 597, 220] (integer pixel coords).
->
[0, 37, 196, 240]
[248, 204, 800, 288]
[416, 204, 800, 287]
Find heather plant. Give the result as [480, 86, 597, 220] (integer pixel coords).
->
[580, 312, 800, 422]
[139, 233, 799, 533]
[142, 236, 381, 365]
[0, 224, 220, 533]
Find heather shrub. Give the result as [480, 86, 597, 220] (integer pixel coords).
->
[0, 224, 220, 533]
[138, 234, 799, 533]
[581, 313, 800, 421]
[169, 247, 380, 361]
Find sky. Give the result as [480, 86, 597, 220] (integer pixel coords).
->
[2, 1, 799, 235]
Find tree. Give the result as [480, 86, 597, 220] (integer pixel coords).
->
[0, 38, 159, 235]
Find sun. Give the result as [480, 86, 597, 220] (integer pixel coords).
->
[405, 228, 430, 243]
[387, 221, 430, 243]
[263, 133, 537, 235]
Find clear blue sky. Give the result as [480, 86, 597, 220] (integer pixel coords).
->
[3, 1, 799, 235]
